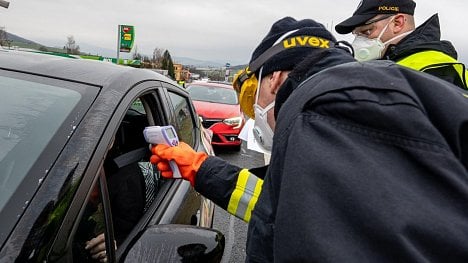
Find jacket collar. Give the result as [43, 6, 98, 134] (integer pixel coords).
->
[383, 14, 458, 61]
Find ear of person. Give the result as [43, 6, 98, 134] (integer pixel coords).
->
[270, 71, 289, 95]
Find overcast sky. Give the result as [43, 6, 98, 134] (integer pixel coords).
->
[1, 0, 466, 65]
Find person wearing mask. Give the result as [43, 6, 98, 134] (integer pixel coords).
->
[150, 17, 340, 223]
[335, 0, 467, 89]
[152, 16, 468, 262]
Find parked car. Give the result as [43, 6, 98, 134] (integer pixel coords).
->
[187, 82, 244, 151]
[0, 50, 224, 262]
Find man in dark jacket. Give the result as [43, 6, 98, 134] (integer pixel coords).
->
[151, 16, 468, 262]
[150, 17, 341, 223]
[335, 0, 467, 89]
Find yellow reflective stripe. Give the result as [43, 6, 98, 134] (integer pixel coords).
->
[227, 169, 248, 216]
[397, 50, 458, 70]
[227, 169, 263, 222]
[397, 50, 467, 88]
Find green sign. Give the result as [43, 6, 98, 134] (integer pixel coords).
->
[119, 25, 135, 53]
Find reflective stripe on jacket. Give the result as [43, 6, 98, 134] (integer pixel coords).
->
[396, 50, 467, 88]
[194, 156, 265, 222]
[227, 169, 263, 222]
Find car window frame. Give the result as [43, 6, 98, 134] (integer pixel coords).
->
[160, 82, 200, 149]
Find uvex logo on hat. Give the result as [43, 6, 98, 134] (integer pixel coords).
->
[282, 35, 330, 49]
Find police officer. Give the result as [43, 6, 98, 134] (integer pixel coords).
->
[335, 0, 467, 89]
[152, 16, 468, 262]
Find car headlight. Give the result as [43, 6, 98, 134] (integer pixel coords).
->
[223, 116, 243, 129]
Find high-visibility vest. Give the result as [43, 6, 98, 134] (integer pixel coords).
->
[396, 50, 467, 89]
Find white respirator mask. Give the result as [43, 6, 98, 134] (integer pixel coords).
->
[352, 17, 413, 61]
[252, 68, 275, 153]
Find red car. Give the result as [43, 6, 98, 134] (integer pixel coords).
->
[187, 81, 244, 150]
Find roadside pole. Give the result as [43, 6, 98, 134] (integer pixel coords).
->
[225, 63, 230, 82]
[116, 25, 121, 64]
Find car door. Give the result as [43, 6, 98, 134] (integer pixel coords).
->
[46, 81, 162, 261]
[48, 80, 207, 262]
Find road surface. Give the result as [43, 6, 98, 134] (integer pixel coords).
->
[211, 142, 265, 263]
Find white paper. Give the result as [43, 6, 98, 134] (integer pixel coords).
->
[240, 118, 269, 154]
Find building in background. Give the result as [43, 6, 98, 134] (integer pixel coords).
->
[174, 63, 191, 82]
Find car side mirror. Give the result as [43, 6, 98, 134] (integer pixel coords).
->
[122, 224, 225, 263]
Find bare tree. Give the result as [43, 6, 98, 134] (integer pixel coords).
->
[64, 35, 80, 55]
[152, 48, 164, 68]
[132, 45, 142, 60]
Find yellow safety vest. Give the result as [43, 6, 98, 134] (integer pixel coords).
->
[396, 50, 467, 89]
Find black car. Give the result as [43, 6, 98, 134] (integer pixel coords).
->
[0, 50, 224, 262]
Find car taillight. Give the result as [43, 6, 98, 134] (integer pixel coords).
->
[223, 116, 243, 129]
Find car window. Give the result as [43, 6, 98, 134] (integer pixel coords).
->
[187, 85, 238, 105]
[167, 91, 195, 146]
[72, 180, 107, 262]
[72, 95, 167, 260]
[0, 76, 81, 212]
[107, 96, 167, 240]
[129, 98, 145, 114]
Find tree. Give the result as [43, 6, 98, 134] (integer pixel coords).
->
[0, 27, 11, 47]
[152, 48, 164, 68]
[161, 50, 175, 79]
[64, 35, 80, 55]
[132, 45, 142, 60]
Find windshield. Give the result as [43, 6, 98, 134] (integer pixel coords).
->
[188, 85, 238, 105]
[0, 76, 81, 211]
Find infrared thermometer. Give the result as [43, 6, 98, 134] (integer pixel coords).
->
[143, 125, 182, 179]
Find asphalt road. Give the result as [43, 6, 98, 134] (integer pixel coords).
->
[211, 142, 265, 263]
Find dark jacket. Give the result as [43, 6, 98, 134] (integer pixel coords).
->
[384, 14, 466, 88]
[247, 52, 468, 262]
[196, 156, 268, 221]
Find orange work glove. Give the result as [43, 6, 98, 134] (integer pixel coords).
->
[150, 141, 208, 186]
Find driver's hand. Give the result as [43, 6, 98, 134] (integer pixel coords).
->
[85, 233, 116, 263]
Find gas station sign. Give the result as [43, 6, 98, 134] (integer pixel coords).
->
[119, 25, 135, 53]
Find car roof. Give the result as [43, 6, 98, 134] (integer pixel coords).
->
[0, 49, 178, 91]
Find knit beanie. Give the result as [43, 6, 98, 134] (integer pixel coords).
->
[249, 17, 337, 78]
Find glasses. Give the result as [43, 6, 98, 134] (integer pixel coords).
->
[352, 15, 393, 36]
[364, 14, 393, 25]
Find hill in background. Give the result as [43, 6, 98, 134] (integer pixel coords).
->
[2, 31, 246, 68]
[4, 31, 73, 54]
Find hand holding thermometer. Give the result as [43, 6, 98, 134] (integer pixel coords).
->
[143, 125, 182, 179]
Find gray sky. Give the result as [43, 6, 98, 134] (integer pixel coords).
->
[1, 0, 466, 65]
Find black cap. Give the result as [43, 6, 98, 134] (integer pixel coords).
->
[335, 0, 416, 34]
[249, 17, 336, 78]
